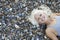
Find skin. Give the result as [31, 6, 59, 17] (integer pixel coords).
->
[34, 13, 59, 40]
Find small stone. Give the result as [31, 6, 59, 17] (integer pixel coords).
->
[15, 24, 20, 28]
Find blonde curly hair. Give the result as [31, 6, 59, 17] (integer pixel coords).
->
[28, 5, 53, 27]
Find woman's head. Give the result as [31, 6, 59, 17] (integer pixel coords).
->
[34, 10, 48, 24]
[28, 5, 52, 26]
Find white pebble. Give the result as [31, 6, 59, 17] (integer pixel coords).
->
[15, 24, 20, 28]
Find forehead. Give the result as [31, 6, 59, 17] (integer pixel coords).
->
[34, 12, 44, 17]
[34, 14, 40, 20]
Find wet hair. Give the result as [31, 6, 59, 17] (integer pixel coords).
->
[28, 4, 52, 26]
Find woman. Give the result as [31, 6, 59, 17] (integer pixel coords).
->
[28, 5, 60, 40]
